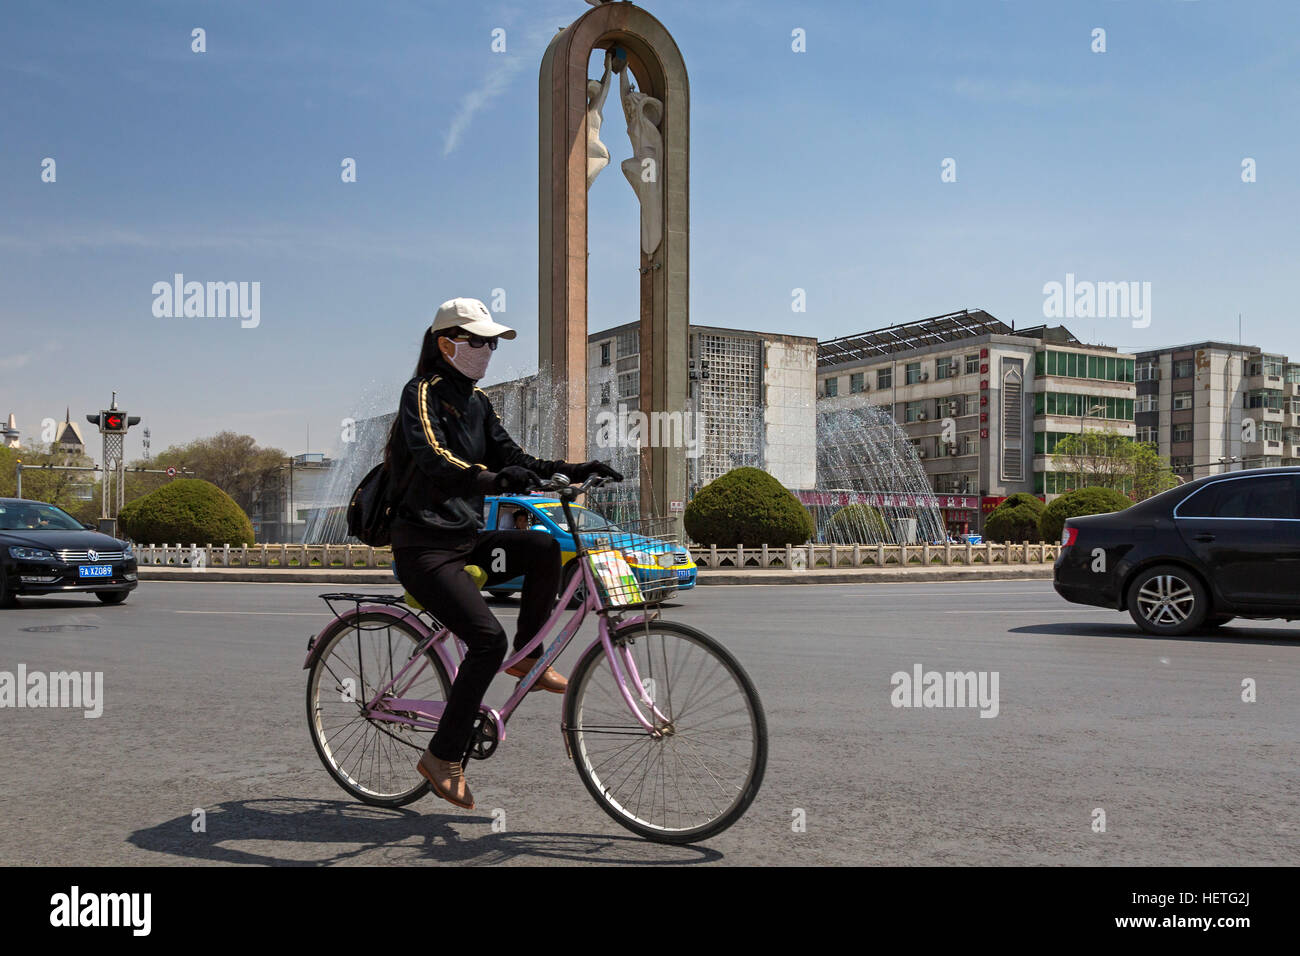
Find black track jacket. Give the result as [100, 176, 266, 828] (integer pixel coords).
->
[389, 357, 565, 545]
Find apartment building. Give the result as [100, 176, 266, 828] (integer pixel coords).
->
[1134, 342, 1300, 480]
[817, 310, 1136, 533]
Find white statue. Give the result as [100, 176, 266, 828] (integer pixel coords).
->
[617, 61, 664, 255]
[585, 51, 614, 190]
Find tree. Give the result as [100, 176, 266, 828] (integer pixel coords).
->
[1049, 429, 1177, 501]
[824, 503, 889, 544]
[1039, 486, 1133, 543]
[118, 478, 256, 545]
[684, 467, 814, 547]
[0, 445, 100, 523]
[140, 432, 287, 515]
[984, 493, 1046, 543]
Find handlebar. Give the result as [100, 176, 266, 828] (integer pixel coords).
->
[529, 472, 617, 499]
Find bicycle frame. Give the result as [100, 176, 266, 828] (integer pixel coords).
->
[308, 481, 673, 748]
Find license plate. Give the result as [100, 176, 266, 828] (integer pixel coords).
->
[78, 565, 112, 578]
[677, 569, 693, 580]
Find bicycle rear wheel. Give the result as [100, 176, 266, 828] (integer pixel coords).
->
[564, 619, 767, 844]
[306, 611, 451, 808]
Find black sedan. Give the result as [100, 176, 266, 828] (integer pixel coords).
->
[1054, 467, 1300, 635]
[0, 498, 138, 607]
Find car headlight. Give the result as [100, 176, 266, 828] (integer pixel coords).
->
[623, 550, 652, 566]
[655, 552, 676, 568]
[9, 546, 55, 561]
[122, 542, 134, 559]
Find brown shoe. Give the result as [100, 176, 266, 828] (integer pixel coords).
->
[417, 749, 475, 809]
[505, 656, 568, 694]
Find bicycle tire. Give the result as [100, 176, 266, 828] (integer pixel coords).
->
[563, 619, 767, 844]
[306, 610, 451, 808]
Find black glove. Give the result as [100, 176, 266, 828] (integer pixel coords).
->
[565, 460, 624, 483]
[493, 465, 540, 493]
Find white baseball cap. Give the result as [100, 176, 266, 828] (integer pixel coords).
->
[430, 297, 517, 339]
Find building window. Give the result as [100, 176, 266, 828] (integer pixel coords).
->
[965, 354, 980, 375]
[600, 381, 611, 405]
[1172, 423, 1192, 443]
[905, 362, 922, 385]
[1036, 392, 1135, 421]
[850, 372, 865, 394]
[904, 400, 926, 423]
[1135, 394, 1157, 414]
[528, 388, 537, 409]
[618, 371, 639, 400]
[600, 342, 610, 366]
[824, 377, 838, 398]
[615, 329, 638, 359]
[936, 356, 955, 380]
[1173, 391, 1193, 410]
[1171, 455, 1193, 472]
[1263, 356, 1284, 378]
[876, 367, 892, 389]
[1173, 359, 1194, 379]
[1135, 361, 1158, 382]
[1136, 426, 1157, 444]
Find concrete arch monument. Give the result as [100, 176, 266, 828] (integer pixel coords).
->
[538, 2, 689, 517]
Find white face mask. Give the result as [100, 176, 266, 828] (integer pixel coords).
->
[444, 339, 493, 380]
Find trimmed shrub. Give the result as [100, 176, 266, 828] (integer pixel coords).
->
[824, 503, 889, 544]
[1039, 486, 1133, 543]
[683, 467, 814, 548]
[118, 478, 255, 545]
[984, 494, 1046, 543]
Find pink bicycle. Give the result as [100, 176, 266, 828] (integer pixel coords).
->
[303, 474, 767, 844]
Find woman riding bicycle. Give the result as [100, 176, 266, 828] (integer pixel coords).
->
[385, 297, 621, 810]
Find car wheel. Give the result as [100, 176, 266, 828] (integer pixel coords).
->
[1126, 565, 1208, 636]
[96, 590, 130, 606]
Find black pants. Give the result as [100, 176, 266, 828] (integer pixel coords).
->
[393, 530, 562, 762]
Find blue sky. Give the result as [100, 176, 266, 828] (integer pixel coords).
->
[2, 0, 1297, 463]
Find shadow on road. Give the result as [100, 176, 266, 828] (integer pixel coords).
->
[1010, 621, 1300, 647]
[127, 798, 721, 866]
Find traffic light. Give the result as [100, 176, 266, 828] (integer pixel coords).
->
[86, 411, 140, 434]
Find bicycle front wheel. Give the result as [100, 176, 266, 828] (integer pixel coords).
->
[564, 619, 767, 844]
[306, 611, 451, 808]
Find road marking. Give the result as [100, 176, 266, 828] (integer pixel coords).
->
[944, 608, 1103, 613]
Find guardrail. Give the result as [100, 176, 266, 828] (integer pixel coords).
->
[690, 541, 1061, 569]
[133, 541, 1060, 570]
[133, 544, 394, 568]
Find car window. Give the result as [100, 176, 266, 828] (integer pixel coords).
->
[1179, 476, 1299, 519]
[0, 503, 86, 531]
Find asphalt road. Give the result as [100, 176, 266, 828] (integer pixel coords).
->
[1, 580, 1296, 865]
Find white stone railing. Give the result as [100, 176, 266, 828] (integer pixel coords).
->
[133, 543, 394, 569]
[688, 541, 1061, 569]
[133, 541, 1059, 570]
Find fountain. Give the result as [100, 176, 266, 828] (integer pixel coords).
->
[812, 403, 947, 544]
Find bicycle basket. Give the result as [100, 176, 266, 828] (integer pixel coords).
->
[578, 516, 685, 608]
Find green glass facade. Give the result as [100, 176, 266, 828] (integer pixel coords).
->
[1035, 350, 1135, 383]
[1034, 392, 1134, 420]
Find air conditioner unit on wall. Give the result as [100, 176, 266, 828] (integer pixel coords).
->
[917, 413, 927, 420]
[917, 449, 926, 458]
[920, 372, 930, 381]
